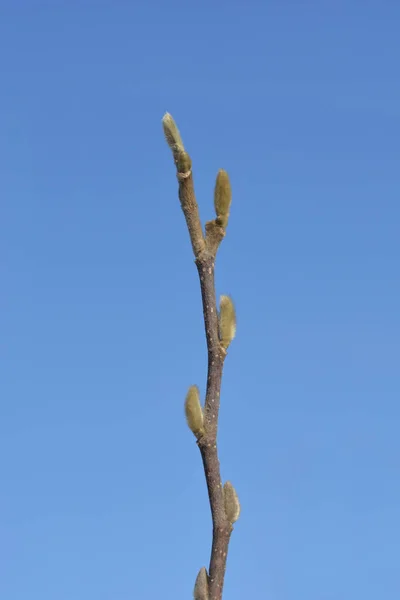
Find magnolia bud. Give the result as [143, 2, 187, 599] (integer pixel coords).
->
[184, 385, 205, 438]
[219, 295, 236, 349]
[214, 169, 232, 228]
[223, 481, 241, 523]
[193, 566, 209, 600]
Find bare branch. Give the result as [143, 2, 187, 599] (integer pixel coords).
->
[162, 112, 239, 600]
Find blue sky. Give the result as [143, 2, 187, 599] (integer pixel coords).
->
[1, 1, 399, 599]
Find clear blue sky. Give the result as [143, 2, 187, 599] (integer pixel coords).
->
[1, 2, 399, 599]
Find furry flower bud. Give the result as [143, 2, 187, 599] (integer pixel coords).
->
[219, 295, 236, 349]
[162, 112, 185, 158]
[223, 481, 241, 523]
[214, 169, 232, 228]
[193, 566, 209, 600]
[184, 385, 205, 438]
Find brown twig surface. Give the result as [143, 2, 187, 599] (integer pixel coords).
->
[163, 113, 238, 600]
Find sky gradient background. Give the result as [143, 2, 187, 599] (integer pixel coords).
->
[1, 1, 399, 599]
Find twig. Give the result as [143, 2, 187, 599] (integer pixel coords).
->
[163, 113, 240, 600]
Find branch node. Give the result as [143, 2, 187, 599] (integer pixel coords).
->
[177, 170, 192, 180]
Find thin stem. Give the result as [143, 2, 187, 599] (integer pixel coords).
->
[165, 115, 235, 599]
[195, 252, 232, 600]
[177, 172, 206, 258]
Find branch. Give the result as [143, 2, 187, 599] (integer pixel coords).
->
[163, 113, 240, 600]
